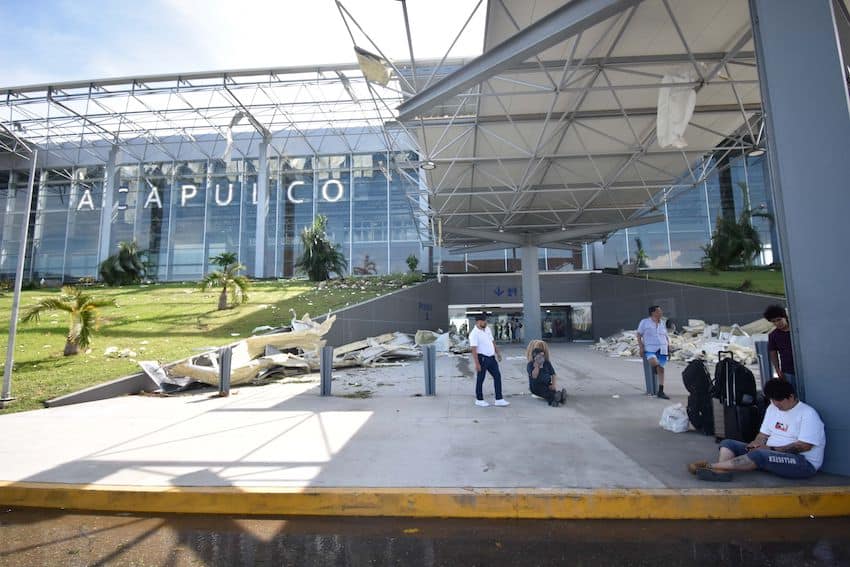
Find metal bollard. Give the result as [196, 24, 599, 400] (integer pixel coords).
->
[755, 340, 771, 389]
[642, 355, 657, 395]
[320, 345, 334, 396]
[423, 344, 437, 395]
[218, 346, 232, 397]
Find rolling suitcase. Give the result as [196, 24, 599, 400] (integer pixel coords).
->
[712, 351, 760, 443]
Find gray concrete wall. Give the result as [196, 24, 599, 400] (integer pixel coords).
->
[445, 272, 592, 305]
[317, 278, 450, 347]
[44, 372, 156, 408]
[590, 273, 785, 338]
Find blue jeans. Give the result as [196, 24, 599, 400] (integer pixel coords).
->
[720, 439, 817, 478]
[476, 354, 503, 401]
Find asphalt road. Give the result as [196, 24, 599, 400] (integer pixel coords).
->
[1, 508, 849, 566]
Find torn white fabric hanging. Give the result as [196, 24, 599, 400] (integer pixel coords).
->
[355, 46, 390, 86]
[657, 66, 698, 149]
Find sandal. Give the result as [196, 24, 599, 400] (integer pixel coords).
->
[696, 467, 733, 482]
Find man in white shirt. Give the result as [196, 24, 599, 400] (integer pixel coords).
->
[468, 313, 509, 407]
[637, 305, 670, 399]
[689, 379, 826, 481]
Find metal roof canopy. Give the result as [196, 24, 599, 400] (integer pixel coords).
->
[391, 0, 762, 251]
[0, 60, 455, 166]
[0, 0, 765, 253]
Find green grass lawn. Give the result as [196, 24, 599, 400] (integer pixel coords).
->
[0, 276, 414, 414]
[635, 268, 786, 296]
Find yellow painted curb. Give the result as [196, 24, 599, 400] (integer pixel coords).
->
[2, 483, 850, 519]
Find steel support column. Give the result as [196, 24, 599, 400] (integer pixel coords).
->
[521, 245, 542, 342]
[592, 242, 605, 269]
[97, 145, 119, 266]
[750, 0, 850, 474]
[255, 138, 269, 278]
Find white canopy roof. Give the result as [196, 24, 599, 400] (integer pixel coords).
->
[394, 0, 761, 251]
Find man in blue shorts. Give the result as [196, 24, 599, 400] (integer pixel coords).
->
[688, 379, 826, 481]
[637, 305, 670, 399]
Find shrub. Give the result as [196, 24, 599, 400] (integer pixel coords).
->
[296, 215, 348, 281]
[406, 254, 419, 273]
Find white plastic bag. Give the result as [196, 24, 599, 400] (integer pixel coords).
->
[659, 403, 690, 433]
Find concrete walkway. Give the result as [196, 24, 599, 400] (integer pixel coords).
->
[1, 344, 848, 519]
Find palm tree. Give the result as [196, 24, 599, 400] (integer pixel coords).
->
[22, 286, 116, 356]
[295, 215, 348, 281]
[701, 183, 770, 271]
[634, 237, 649, 268]
[200, 252, 250, 310]
[99, 240, 149, 285]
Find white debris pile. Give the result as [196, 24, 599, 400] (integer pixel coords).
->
[592, 318, 772, 365]
[415, 329, 472, 354]
[449, 332, 471, 354]
[139, 313, 426, 392]
[415, 330, 451, 352]
[329, 332, 420, 367]
[104, 346, 139, 359]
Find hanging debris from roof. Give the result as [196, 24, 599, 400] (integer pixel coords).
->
[657, 65, 700, 148]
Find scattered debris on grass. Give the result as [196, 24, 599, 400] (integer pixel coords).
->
[342, 389, 373, 399]
[137, 312, 458, 394]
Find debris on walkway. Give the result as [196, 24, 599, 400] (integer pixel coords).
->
[414, 329, 472, 354]
[139, 313, 426, 392]
[591, 318, 772, 364]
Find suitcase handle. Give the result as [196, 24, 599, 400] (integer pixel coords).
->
[718, 350, 735, 360]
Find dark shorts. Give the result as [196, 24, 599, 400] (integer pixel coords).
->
[720, 439, 817, 479]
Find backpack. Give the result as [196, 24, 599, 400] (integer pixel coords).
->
[682, 359, 714, 435]
[683, 358, 711, 395]
[711, 351, 757, 406]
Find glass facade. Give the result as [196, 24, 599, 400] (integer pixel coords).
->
[438, 247, 578, 273]
[598, 153, 775, 269]
[0, 153, 427, 282]
[0, 170, 31, 276]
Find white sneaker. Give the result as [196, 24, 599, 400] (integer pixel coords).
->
[475, 399, 490, 407]
[494, 399, 510, 407]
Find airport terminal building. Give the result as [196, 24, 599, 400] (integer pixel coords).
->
[3, 0, 850, 473]
[0, 146, 428, 282]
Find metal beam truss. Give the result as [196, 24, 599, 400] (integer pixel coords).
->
[2, 0, 765, 256]
[1, 62, 432, 168]
[339, 0, 765, 251]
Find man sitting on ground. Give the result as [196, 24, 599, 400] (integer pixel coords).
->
[689, 379, 826, 481]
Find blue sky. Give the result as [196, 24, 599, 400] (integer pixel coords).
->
[0, 0, 485, 88]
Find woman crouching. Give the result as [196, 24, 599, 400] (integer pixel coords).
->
[526, 340, 566, 407]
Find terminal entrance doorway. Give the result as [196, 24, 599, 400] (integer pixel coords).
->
[449, 304, 593, 344]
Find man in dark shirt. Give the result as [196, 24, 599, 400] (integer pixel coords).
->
[764, 304, 796, 392]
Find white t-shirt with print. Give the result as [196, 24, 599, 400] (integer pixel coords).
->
[760, 401, 826, 469]
[468, 325, 496, 357]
